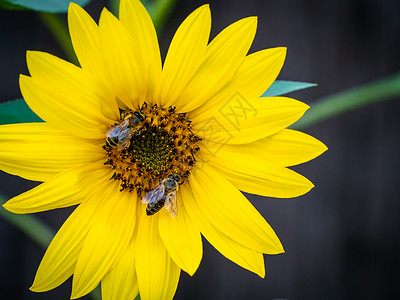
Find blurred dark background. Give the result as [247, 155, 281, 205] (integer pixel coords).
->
[1, 0, 400, 299]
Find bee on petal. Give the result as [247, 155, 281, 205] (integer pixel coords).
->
[142, 174, 185, 218]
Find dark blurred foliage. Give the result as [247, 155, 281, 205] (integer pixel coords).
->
[1, 0, 400, 299]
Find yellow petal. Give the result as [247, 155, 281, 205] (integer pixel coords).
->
[68, 3, 102, 75]
[181, 184, 265, 277]
[201, 145, 314, 198]
[97, 8, 147, 108]
[20, 76, 107, 141]
[3, 163, 111, 214]
[175, 17, 257, 112]
[71, 182, 137, 299]
[192, 96, 309, 144]
[119, 0, 162, 101]
[222, 129, 328, 167]
[69, 3, 149, 110]
[26, 50, 118, 122]
[30, 191, 106, 292]
[155, 5, 211, 107]
[158, 193, 203, 276]
[101, 238, 139, 300]
[135, 206, 181, 300]
[191, 47, 286, 118]
[0, 123, 104, 181]
[189, 164, 284, 254]
[21, 52, 118, 140]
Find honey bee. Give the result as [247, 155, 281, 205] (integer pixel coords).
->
[142, 174, 184, 218]
[106, 111, 144, 152]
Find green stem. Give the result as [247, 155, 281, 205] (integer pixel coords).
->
[0, 195, 54, 248]
[37, 12, 79, 66]
[90, 286, 102, 300]
[148, 0, 178, 33]
[0, 195, 101, 300]
[292, 72, 400, 130]
[109, 0, 120, 16]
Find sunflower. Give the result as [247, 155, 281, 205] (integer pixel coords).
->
[0, 0, 327, 299]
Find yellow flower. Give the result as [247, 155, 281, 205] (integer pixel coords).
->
[0, 1, 327, 299]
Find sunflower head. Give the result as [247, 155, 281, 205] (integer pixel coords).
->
[0, 0, 327, 300]
[103, 102, 201, 198]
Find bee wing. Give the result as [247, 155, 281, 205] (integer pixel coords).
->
[116, 129, 135, 151]
[164, 191, 177, 219]
[106, 119, 130, 137]
[142, 184, 165, 204]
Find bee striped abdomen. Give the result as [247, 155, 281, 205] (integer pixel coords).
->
[106, 136, 119, 148]
[146, 197, 166, 215]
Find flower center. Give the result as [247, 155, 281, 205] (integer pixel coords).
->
[103, 102, 201, 199]
[130, 126, 173, 174]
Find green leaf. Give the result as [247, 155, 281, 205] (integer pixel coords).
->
[146, 0, 178, 33]
[292, 72, 400, 129]
[262, 80, 317, 97]
[0, 98, 43, 125]
[0, 0, 25, 10]
[0, 0, 93, 13]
